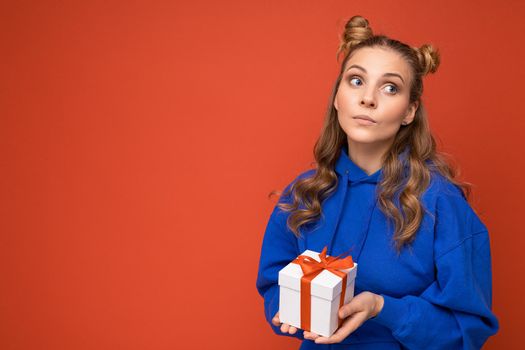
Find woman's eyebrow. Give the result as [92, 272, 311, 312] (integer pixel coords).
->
[346, 64, 405, 84]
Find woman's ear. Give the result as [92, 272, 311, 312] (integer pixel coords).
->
[333, 96, 339, 111]
[402, 101, 419, 125]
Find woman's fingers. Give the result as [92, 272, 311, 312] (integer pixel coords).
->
[303, 331, 320, 340]
[271, 312, 280, 327]
[279, 322, 299, 334]
[272, 311, 297, 334]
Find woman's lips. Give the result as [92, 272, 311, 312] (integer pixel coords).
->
[353, 116, 377, 125]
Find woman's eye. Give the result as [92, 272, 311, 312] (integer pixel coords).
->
[384, 84, 398, 94]
[349, 77, 362, 86]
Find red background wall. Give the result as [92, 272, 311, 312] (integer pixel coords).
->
[1, 1, 523, 349]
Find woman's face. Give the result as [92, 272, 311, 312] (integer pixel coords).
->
[334, 46, 418, 147]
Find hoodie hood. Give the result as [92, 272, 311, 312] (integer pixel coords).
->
[327, 144, 410, 257]
[335, 144, 410, 184]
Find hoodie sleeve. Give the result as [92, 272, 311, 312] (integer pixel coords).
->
[371, 181, 499, 349]
[255, 173, 312, 340]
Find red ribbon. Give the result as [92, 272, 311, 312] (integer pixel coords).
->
[291, 246, 354, 331]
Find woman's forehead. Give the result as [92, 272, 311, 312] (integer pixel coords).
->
[345, 47, 411, 79]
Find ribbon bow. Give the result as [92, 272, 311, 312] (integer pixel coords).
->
[292, 246, 354, 331]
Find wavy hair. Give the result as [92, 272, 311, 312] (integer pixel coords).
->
[268, 15, 473, 252]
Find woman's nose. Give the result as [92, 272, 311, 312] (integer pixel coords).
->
[360, 97, 376, 108]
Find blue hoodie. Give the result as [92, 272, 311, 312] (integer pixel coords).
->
[255, 145, 499, 350]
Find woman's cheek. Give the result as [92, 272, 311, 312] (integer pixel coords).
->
[377, 119, 403, 139]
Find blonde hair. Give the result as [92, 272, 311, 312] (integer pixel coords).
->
[269, 15, 472, 252]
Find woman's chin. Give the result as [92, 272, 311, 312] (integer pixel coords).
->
[345, 131, 381, 144]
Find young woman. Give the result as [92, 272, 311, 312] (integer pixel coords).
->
[255, 15, 499, 350]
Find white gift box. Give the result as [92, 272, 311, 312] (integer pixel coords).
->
[278, 249, 358, 337]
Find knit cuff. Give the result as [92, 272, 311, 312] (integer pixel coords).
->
[372, 294, 408, 331]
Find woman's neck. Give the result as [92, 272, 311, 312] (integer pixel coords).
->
[347, 139, 392, 176]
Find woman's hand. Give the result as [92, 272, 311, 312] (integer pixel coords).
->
[303, 291, 384, 344]
[272, 311, 299, 335]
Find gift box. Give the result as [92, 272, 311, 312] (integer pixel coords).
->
[278, 247, 357, 337]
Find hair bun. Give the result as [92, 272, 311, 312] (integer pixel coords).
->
[414, 44, 441, 75]
[337, 15, 374, 59]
